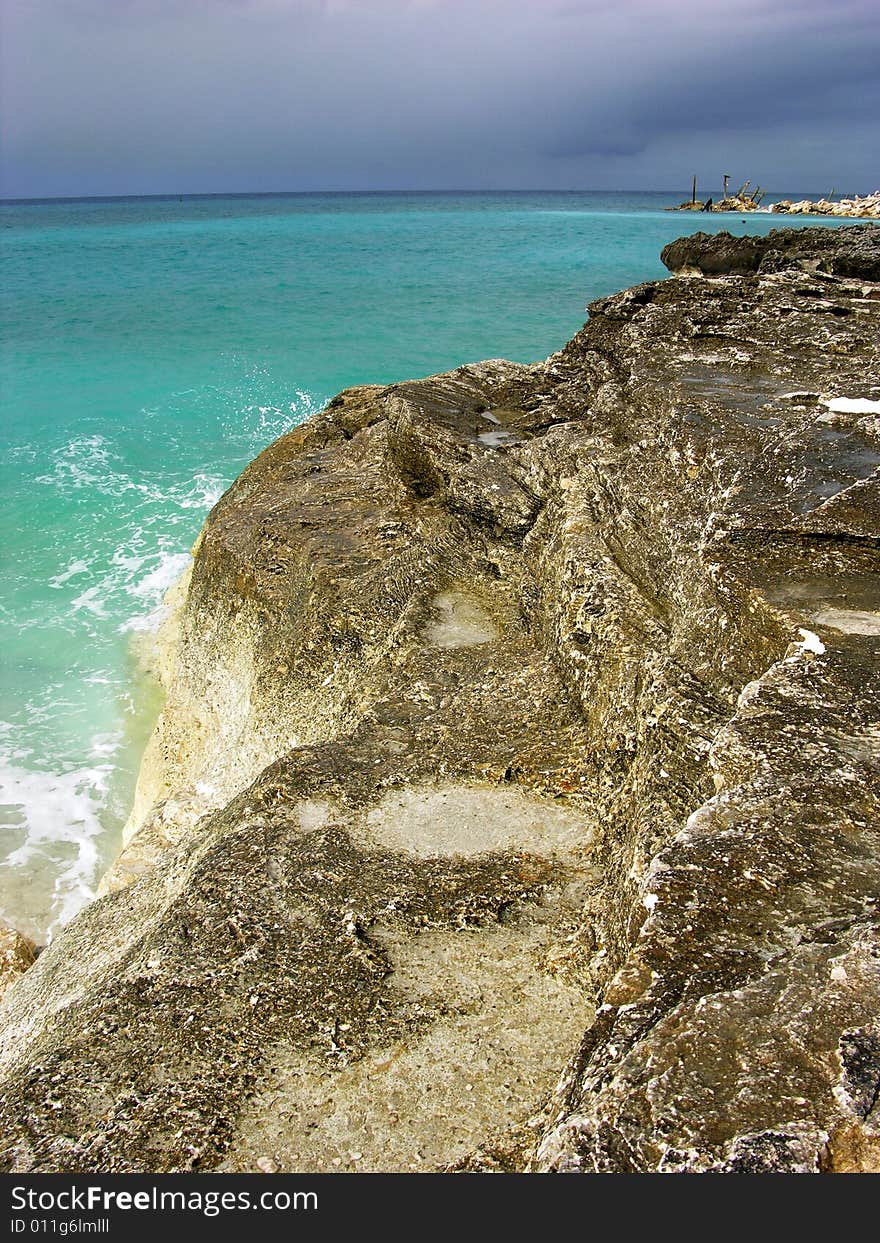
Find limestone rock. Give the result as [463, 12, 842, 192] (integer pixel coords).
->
[773, 192, 880, 220]
[1, 224, 878, 1173]
[0, 920, 37, 1003]
[661, 222, 880, 279]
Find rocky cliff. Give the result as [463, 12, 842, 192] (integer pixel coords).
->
[1, 225, 878, 1174]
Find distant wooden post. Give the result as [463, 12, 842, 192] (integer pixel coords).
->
[692, 176, 697, 205]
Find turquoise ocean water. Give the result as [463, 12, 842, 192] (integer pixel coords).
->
[0, 190, 855, 939]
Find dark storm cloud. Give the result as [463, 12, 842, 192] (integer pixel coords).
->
[542, 0, 880, 160]
[1, 0, 877, 197]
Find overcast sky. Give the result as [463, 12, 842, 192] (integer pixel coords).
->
[2, 0, 878, 199]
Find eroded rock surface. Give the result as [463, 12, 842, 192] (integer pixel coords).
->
[1, 224, 878, 1173]
[661, 223, 880, 279]
[0, 920, 37, 1003]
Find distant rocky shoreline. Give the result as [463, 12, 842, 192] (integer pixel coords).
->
[772, 191, 880, 218]
[676, 188, 879, 218]
[1, 224, 878, 1174]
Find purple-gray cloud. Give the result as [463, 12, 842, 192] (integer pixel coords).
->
[1, 0, 877, 197]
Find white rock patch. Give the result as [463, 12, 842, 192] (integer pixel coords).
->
[821, 396, 880, 415]
[812, 608, 880, 636]
[477, 429, 518, 448]
[297, 800, 338, 833]
[363, 784, 591, 859]
[424, 592, 498, 649]
[797, 627, 826, 656]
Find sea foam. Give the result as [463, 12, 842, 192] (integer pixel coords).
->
[0, 734, 120, 938]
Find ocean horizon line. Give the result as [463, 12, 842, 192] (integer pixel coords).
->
[0, 186, 831, 208]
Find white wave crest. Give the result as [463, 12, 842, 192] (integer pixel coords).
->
[119, 550, 192, 633]
[0, 734, 121, 935]
[48, 558, 91, 589]
[128, 551, 192, 601]
[175, 472, 225, 510]
[70, 585, 109, 618]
